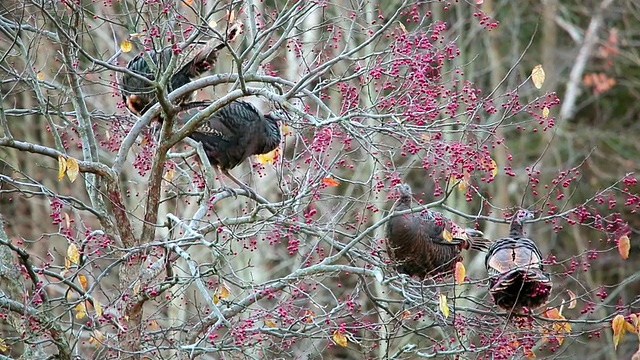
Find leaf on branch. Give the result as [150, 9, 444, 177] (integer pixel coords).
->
[264, 317, 276, 328]
[78, 274, 88, 290]
[75, 302, 86, 320]
[438, 293, 449, 318]
[542, 307, 571, 345]
[612, 314, 630, 350]
[64, 257, 71, 270]
[37, 72, 44, 81]
[163, 168, 176, 182]
[480, 156, 498, 178]
[618, 235, 630, 259]
[58, 155, 67, 181]
[398, 22, 408, 34]
[332, 330, 348, 347]
[255, 147, 279, 165]
[542, 107, 550, 119]
[303, 310, 315, 323]
[457, 172, 470, 192]
[455, 262, 466, 285]
[227, 9, 236, 23]
[322, 177, 340, 187]
[67, 243, 80, 265]
[120, 39, 133, 53]
[213, 293, 219, 305]
[89, 330, 104, 346]
[94, 301, 103, 317]
[442, 229, 453, 242]
[0, 337, 8, 352]
[208, 19, 217, 28]
[218, 283, 230, 300]
[66, 157, 79, 183]
[401, 310, 411, 320]
[566, 289, 577, 309]
[531, 64, 545, 89]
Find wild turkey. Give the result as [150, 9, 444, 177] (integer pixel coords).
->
[173, 100, 281, 190]
[485, 209, 553, 312]
[120, 24, 240, 116]
[385, 184, 491, 278]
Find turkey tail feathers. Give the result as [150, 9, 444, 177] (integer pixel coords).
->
[489, 266, 553, 311]
[184, 22, 241, 79]
[464, 230, 492, 252]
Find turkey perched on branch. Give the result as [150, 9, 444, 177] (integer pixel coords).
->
[173, 100, 282, 191]
[120, 23, 240, 116]
[385, 184, 491, 279]
[485, 209, 552, 312]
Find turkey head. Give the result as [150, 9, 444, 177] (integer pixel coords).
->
[485, 209, 553, 312]
[385, 184, 491, 279]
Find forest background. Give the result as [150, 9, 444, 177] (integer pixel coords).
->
[0, 0, 639, 359]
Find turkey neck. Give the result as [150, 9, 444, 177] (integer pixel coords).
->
[509, 219, 525, 238]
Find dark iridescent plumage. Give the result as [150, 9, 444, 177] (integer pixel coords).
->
[485, 209, 553, 312]
[385, 184, 490, 278]
[174, 100, 281, 172]
[120, 25, 239, 115]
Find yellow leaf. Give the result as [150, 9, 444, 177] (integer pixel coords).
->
[542, 106, 550, 119]
[304, 310, 315, 323]
[0, 337, 8, 352]
[78, 274, 88, 290]
[398, 22, 408, 34]
[64, 257, 71, 270]
[281, 123, 290, 134]
[618, 235, 630, 259]
[133, 281, 141, 296]
[94, 301, 103, 317]
[208, 19, 217, 28]
[457, 172, 470, 192]
[322, 177, 340, 187]
[66, 157, 79, 183]
[75, 302, 86, 320]
[227, 10, 236, 23]
[67, 243, 80, 265]
[218, 283, 230, 299]
[37, 72, 44, 81]
[149, 319, 159, 330]
[332, 330, 348, 347]
[163, 168, 175, 182]
[566, 289, 577, 309]
[442, 229, 453, 242]
[255, 147, 279, 165]
[89, 330, 104, 346]
[213, 292, 219, 305]
[480, 157, 498, 178]
[438, 293, 449, 318]
[455, 262, 465, 285]
[612, 314, 627, 350]
[58, 155, 67, 181]
[264, 317, 276, 328]
[531, 64, 545, 89]
[120, 39, 133, 53]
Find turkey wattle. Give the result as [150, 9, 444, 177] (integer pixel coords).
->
[485, 209, 553, 312]
[120, 24, 239, 116]
[385, 184, 491, 279]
